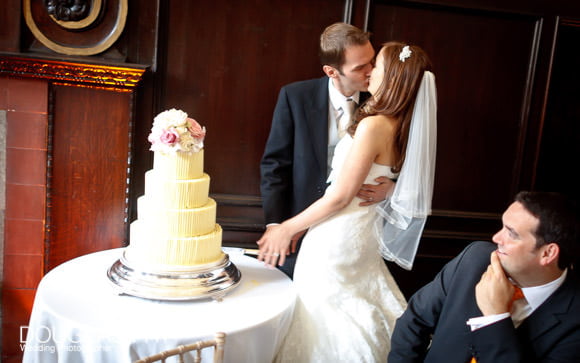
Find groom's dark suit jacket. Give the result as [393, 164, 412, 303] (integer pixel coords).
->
[261, 77, 331, 226]
[388, 241, 580, 362]
[260, 76, 369, 276]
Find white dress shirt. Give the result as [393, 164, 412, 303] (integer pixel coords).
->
[467, 269, 567, 330]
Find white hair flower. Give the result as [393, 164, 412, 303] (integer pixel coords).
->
[399, 45, 412, 62]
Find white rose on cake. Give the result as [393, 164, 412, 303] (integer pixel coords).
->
[148, 108, 206, 153]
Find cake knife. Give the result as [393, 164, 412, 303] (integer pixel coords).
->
[222, 247, 260, 256]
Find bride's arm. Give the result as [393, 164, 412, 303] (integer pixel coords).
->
[257, 116, 391, 266]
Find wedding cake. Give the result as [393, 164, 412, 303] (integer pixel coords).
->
[124, 108, 224, 270]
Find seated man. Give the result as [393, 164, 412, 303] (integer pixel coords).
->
[389, 191, 580, 362]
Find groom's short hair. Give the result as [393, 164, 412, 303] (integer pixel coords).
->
[319, 22, 371, 71]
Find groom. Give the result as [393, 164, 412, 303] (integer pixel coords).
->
[260, 22, 394, 278]
[388, 191, 580, 362]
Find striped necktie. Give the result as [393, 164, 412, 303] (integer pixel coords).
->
[338, 98, 355, 138]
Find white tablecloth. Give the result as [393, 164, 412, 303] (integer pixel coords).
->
[22, 248, 296, 363]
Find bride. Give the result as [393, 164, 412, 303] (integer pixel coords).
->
[257, 41, 437, 362]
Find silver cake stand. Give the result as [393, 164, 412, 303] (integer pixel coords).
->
[107, 249, 242, 301]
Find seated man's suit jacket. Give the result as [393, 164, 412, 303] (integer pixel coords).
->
[389, 241, 580, 363]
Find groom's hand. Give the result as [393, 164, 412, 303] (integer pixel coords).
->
[357, 176, 395, 206]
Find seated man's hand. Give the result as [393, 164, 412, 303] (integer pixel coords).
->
[475, 251, 516, 315]
[357, 176, 395, 206]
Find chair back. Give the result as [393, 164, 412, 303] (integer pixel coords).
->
[134, 332, 226, 363]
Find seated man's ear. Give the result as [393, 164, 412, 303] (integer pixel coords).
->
[540, 242, 560, 266]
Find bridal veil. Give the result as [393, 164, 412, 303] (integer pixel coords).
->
[375, 70, 437, 270]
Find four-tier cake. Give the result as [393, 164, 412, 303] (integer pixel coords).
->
[108, 109, 241, 300]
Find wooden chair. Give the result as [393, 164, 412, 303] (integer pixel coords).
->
[134, 332, 226, 363]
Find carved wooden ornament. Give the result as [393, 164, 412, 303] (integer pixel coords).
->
[23, 0, 128, 56]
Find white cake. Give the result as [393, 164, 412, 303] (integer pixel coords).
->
[125, 109, 224, 270]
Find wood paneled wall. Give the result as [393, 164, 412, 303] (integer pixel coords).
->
[0, 57, 144, 362]
[47, 85, 135, 269]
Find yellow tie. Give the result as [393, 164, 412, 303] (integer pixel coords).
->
[470, 286, 524, 363]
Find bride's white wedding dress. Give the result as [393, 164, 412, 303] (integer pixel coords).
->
[275, 135, 407, 363]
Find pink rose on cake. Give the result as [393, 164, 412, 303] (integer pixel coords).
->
[159, 128, 180, 145]
[148, 108, 206, 153]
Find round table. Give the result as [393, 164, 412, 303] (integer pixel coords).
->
[22, 248, 296, 363]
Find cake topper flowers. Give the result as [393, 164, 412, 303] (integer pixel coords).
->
[399, 45, 412, 62]
[148, 108, 206, 153]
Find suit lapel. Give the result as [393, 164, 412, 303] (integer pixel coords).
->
[517, 273, 576, 341]
[306, 77, 330, 174]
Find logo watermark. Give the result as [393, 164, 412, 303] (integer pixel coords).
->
[20, 325, 114, 354]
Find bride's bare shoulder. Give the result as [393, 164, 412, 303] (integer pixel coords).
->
[358, 115, 397, 133]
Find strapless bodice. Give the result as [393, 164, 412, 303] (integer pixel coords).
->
[327, 135, 397, 185]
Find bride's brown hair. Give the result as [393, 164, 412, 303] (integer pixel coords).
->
[351, 41, 432, 172]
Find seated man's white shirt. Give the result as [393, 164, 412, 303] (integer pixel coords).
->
[467, 269, 567, 330]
